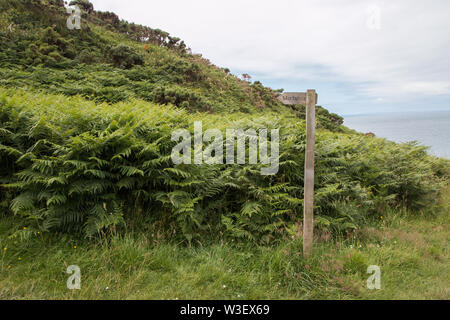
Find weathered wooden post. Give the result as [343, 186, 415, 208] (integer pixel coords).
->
[303, 89, 316, 258]
[277, 90, 317, 257]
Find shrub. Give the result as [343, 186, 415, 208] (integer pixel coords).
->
[76, 48, 100, 64]
[0, 89, 446, 243]
[69, 0, 94, 14]
[110, 45, 144, 69]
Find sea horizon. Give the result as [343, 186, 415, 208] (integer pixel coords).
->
[343, 110, 450, 159]
[342, 109, 450, 118]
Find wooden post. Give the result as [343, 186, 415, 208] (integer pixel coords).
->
[303, 89, 316, 258]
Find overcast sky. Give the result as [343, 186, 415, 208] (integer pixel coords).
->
[89, 0, 450, 115]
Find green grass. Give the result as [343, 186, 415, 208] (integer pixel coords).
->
[1, 188, 448, 300]
[0, 0, 448, 300]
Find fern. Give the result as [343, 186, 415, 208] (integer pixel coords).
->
[0, 88, 447, 243]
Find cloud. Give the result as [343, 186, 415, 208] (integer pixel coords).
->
[89, 0, 450, 112]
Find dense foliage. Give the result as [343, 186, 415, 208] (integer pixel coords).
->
[0, 0, 448, 243]
[0, 90, 447, 243]
[0, 0, 288, 113]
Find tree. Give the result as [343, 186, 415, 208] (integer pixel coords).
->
[69, 0, 94, 14]
[242, 73, 252, 82]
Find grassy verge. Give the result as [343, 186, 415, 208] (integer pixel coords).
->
[0, 188, 448, 300]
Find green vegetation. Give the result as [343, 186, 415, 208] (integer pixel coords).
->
[0, 187, 448, 299]
[0, 0, 285, 112]
[0, 0, 448, 300]
[1, 89, 448, 244]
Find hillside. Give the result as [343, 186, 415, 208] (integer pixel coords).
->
[0, 0, 275, 110]
[0, 0, 448, 243]
[0, 0, 344, 130]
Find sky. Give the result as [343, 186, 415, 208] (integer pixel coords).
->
[88, 0, 450, 115]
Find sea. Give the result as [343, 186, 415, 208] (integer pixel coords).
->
[343, 110, 450, 159]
